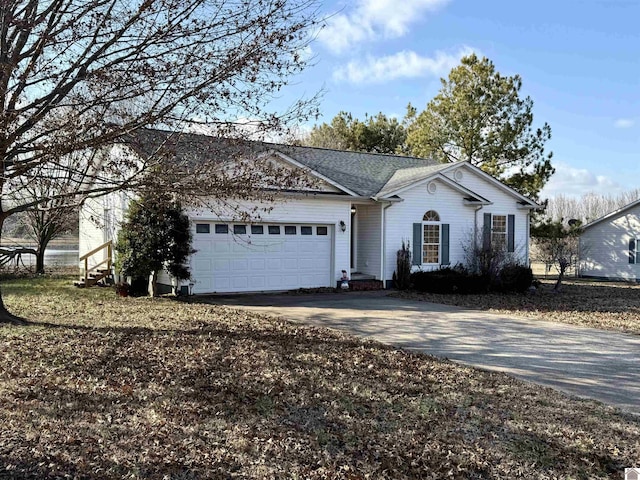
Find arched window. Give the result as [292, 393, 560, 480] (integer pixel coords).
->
[423, 210, 440, 222]
[422, 210, 440, 264]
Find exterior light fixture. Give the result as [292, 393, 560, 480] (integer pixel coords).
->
[350, 206, 356, 214]
[339, 220, 346, 232]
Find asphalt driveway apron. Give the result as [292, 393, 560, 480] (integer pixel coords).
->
[210, 291, 640, 415]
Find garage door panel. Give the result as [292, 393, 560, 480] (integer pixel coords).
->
[213, 259, 230, 272]
[193, 258, 212, 273]
[266, 258, 281, 270]
[231, 258, 249, 271]
[197, 277, 213, 291]
[232, 277, 249, 289]
[250, 258, 266, 271]
[195, 240, 213, 255]
[283, 258, 298, 270]
[214, 242, 231, 253]
[191, 223, 332, 293]
[250, 276, 266, 288]
[213, 277, 229, 290]
[267, 275, 284, 288]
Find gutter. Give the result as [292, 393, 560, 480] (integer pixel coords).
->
[474, 204, 484, 247]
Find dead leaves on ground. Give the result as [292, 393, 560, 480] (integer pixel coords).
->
[393, 279, 640, 334]
[0, 278, 639, 478]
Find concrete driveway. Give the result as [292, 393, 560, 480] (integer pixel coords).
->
[211, 291, 640, 415]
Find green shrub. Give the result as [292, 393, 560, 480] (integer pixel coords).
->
[494, 264, 534, 293]
[410, 264, 532, 295]
[410, 267, 487, 294]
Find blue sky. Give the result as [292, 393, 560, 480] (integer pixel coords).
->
[283, 0, 639, 199]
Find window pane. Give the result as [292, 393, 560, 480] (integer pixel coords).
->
[422, 245, 439, 264]
[422, 224, 440, 264]
[423, 224, 440, 243]
[268, 225, 280, 235]
[196, 223, 210, 234]
[491, 215, 507, 250]
[317, 226, 328, 235]
[251, 225, 264, 234]
[423, 210, 440, 222]
[215, 224, 228, 234]
[234, 225, 246, 235]
[492, 215, 507, 233]
[301, 226, 312, 235]
[285, 225, 296, 235]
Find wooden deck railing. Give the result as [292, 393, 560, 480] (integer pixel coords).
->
[80, 240, 113, 286]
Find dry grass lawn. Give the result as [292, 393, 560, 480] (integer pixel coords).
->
[1, 275, 639, 479]
[393, 278, 640, 335]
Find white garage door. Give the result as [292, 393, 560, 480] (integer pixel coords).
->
[191, 222, 333, 293]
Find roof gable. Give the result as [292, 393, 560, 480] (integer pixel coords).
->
[122, 128, 539, 207]
[272, 144, 439, 197]
[583, 198, 640, 230]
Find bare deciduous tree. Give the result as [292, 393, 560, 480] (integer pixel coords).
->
[0, 0, 320, 323]
[544, 190, 640, 224]
[531, 220, 584, 292]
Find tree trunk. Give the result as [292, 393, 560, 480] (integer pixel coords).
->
[0, 286, 26, 324]
[554, 261, 567, 292]
[35, 248, 46, 274]
[148, 271, 158, 297]
[0, 215, 27, 324]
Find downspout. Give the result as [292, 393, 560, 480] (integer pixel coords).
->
[526, 211, 531, 266]
[474, 204, 484, 246]
[380, 201, 394, 287]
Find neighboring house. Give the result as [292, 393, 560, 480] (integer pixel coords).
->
[79, 129, 540, 294]
[580, 198, 640, 281]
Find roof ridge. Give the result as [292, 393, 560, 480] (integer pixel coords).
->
[269, 142, 436, 163]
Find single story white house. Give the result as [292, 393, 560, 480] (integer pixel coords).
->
[79, 129, 540, 294]
[580, 198, 640, 281]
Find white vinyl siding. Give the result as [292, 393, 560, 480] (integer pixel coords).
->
[355, 204, 382, 278]
[580, 205, 640, 281]
[384, 170, 530, 284]
[385, 179, 476, 278]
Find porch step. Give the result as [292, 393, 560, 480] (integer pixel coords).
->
[351, 273, 376, 281]
[74, 271, 113, 288]
[337, 278, 384, 291]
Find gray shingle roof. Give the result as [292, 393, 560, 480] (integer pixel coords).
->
[272, 144, 439, 197]
[125, 128, 443, 197]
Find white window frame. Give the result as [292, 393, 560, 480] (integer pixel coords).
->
[491, 214, 507, 250]
[422, 210, 441, 265]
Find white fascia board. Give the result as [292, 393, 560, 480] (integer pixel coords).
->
[451, 162, 542, 209]
[380, 172, 491, 204]
[582, 198, 640, 230]
[266, 150, 361, 197]
[279, 191, 376, 203]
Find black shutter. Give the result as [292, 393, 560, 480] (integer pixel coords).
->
[483, 213, 492, 251]
[413, 223, 422, 265]
[507, 215, 515, 253]
[630, 238, 636, 264]
[441, 224, 450, 265]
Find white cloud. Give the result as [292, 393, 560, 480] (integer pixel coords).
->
[614, 118, 635, 128]
[318, 0, 450, 54]
[333, 47, 474, 84]
[540, 163, 622, 199]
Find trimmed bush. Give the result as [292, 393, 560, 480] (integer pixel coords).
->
[410, 264, 533, 295]
[494, 264, 534, 293]
[410, 268, 487, 294]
